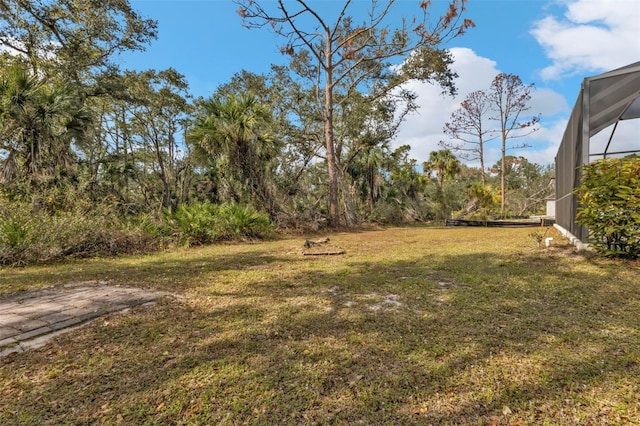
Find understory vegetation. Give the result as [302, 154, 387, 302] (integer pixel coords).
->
[577, 157, 640, 259]
[1, 227, 638, 424]
[1, 0, 555, 266]
[0, 200, 273, 266]
[1, 1, 638, 424]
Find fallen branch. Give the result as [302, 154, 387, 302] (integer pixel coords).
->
[303, 249, 345, 256]
[304, 237, 330, 249]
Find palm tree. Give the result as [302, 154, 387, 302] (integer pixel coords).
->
[187, 93, 279, 216]
[0, 65, 90, 187]
[348, 144, 387, 216]
[423, 149, 462, 188]
[0, 66, 43, 180]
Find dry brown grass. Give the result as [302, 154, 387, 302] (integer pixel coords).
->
[1, 226, 639, 424]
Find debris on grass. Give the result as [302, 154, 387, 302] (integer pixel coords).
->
[1, 226, 639, 425]
[302, 237, 345, 256]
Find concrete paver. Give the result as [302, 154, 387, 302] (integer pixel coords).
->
[0, 281, 172, 357]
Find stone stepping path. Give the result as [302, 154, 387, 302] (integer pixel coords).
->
[0, 281, 171, 357]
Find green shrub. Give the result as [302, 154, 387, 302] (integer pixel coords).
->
[162, 202, 273, 246]
[0, 216, 32, 250]
[44, 208, 157, 258]
[0, 202, 161, 266]
[126, 213, 170, 242]
[215, 203, 274, 239]
[0, 202, 36, 265]
[162, 202, 219, 246]
[0, 199, 274, 265]
[576, 157, 640, 259]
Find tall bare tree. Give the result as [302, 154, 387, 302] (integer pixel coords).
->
[236, 0, 474, 227]
[440, 89, 496, 185]
[488, 73, 539, 215]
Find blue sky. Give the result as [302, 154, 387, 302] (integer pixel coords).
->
[120, 0, 640, 167]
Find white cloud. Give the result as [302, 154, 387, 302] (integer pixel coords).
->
[393, 48, 499, 164]
[394, 47, 568, 167]
[589, 120, 640, 158]
[529, 88, 569, 117]
[511, 118, 568, 166]
[531, 0, 640, 80]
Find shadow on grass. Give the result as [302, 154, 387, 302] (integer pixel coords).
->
[0, 248, 303, 295]
[1, 248, 638, 424]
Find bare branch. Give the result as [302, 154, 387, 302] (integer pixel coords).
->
[234, 0, 474, 226]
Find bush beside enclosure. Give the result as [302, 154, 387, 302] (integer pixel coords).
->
[576, 157, 640, 259]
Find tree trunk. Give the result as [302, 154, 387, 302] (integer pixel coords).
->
[337, 164, 357, 227]
[501, 130, 506, 216]
[323, 38, 342, 227]
[479, 135, 486, 186]
[323, 62, 357, 227]
[324, 99, 341, 226]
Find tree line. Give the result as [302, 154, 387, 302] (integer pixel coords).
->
[0, 0, 554, 263]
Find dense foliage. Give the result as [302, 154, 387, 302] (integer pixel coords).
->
[0, 0, 555, 265]
[577, 157, 640, 259]
[0, 198, 273, 266]
[237, 0, 474, 227]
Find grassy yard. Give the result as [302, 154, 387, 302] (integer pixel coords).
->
[1, 226, 639, 425]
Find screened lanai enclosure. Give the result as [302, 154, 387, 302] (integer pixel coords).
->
[555, 61, 640, 242]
